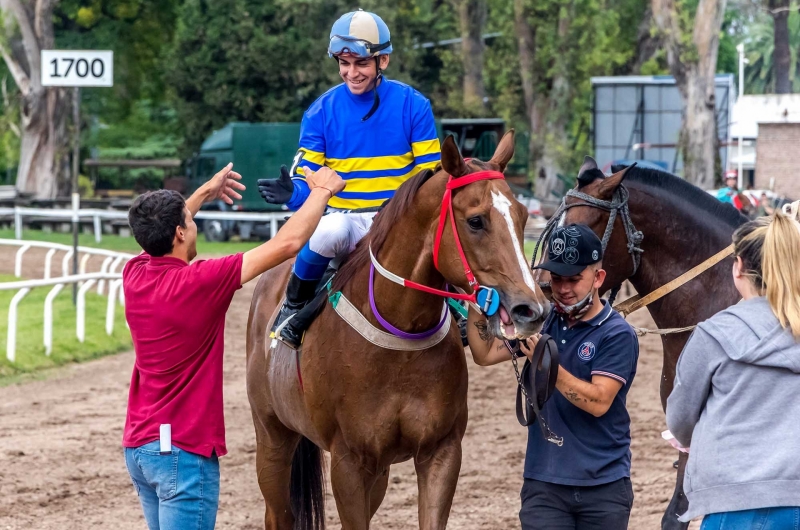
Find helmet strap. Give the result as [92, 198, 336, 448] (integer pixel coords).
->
[361, 56, 382, 122]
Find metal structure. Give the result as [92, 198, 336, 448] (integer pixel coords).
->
[591, 74, 735, 175]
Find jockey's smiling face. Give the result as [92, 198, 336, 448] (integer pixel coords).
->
[336, 53, 390, 95]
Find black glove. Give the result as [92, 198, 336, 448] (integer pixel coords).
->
[257, 165, 295, 204]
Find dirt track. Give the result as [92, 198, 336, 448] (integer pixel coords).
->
[0, 248, 699, 528]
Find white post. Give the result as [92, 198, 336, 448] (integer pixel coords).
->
[737, 43, 745, 191]
[14, 244, 30, 278]
[7, 287, 31, 362]
[62, 250, 74, 277]
[97, 257, 112, 295]
[93, 215, 102, 243]
[270, 216, 278, 239]
[14, 207, 22, 239]
[108, 256, 123, 274]
[44, 248, 57, 279]
[106, 279, 121, 335]
[76, 279, 97, 342]
[44, 284, 65, 356]
[80, 253, 91, 274]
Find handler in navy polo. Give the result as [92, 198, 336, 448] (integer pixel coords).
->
[467, 223, 639, 530]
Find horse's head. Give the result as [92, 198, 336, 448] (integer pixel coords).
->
[560, 156, 636, 292]
[434, 132, 550, 339]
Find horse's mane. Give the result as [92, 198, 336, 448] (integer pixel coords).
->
[331, 168, 437, 291]
[611, 165, 748, 228]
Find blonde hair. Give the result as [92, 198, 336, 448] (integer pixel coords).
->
[732, 200, 800, 338]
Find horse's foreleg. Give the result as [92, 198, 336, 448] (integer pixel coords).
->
[661, 452, 690, 530]
[369, 468, 390, 520]
[660, 340, 689, 530]
[414, 434, 463, 530]
[329, 445, 377, 530]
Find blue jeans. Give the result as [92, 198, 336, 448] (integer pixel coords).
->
[701, 507, 800, 530]
[124, 441, 220, 530]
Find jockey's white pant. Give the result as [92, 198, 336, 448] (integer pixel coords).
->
[293, 211, 376, 281]
[309, 211, 376, 259]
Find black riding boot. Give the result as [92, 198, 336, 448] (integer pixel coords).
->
[271, 273, 319, 349]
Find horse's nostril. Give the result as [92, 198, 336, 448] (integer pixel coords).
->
[511, 304, 536, 321]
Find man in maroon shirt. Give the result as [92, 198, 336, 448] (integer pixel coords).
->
[122, 162, 343, 530]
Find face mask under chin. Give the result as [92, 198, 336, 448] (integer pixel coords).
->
[553, 290, 594, 319]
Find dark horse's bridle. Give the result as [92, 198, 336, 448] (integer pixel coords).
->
[532, 184, 644, 305]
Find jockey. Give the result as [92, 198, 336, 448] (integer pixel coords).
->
[716, 170, 739, 205]
[257, 9, 441, 349]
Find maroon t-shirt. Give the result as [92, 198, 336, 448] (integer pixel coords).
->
[122, 253, 243, 457]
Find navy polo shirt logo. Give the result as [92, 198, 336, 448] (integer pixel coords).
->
[577, 341, 596, 361]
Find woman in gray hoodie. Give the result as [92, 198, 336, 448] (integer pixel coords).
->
[666, 201, 800, 529]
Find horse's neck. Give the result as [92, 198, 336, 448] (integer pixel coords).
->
[627, 186, 742, 329]
[348, 202, 450, 334]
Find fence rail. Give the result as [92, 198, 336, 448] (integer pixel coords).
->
[0, 206, 292, 242]
[1, 239, 131, 363]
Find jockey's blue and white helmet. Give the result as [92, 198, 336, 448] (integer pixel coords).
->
[328, 10, 393, 58]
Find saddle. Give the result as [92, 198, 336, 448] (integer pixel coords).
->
[510, 334, 563, 446]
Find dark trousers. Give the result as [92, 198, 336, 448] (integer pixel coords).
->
[520, 477, 634, 530]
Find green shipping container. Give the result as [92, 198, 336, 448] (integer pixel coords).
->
[191, 122, 302, 212]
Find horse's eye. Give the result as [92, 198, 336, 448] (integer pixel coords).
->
[467, 217, 484, 230]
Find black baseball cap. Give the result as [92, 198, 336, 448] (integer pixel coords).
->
[534, 224, 603, 277]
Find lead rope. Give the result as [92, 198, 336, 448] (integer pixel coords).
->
[506, 340, 563, 446]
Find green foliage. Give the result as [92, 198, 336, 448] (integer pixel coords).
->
[169, 0, 350, 153]
[743, 11, 800, 93]
[0, 0, 771, 186]
[0, 274, 131, 384]
[0, 64, 20, 181]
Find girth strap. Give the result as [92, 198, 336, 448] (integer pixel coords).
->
[329, 290, 452, 351]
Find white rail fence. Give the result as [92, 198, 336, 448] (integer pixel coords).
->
[1, 239, 133, 362]
[0, 206, 292, 242]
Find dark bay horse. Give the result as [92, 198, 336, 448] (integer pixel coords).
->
[560, 160, 747, 530]
[245, 133, 550, 529]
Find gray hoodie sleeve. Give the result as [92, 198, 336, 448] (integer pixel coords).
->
[666, 328, 725, 447]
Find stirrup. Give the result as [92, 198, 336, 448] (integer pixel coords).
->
[270, 314, 305, 350]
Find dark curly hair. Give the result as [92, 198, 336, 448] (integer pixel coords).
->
[128, 190, 186, 256]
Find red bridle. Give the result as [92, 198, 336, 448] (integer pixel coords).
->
[370, 169, 505, 310]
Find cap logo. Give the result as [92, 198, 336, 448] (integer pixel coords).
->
[563, 247, 579, 264]
[551, 238, 565, 256]
[564, 226, 582, 237]
[592, 250, 599, 260]
[568, 237, 579, 247]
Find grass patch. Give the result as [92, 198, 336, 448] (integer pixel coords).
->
[0, 274, 131, 385]
[524, 240, 543, 263]
[0, 228, 260, 255]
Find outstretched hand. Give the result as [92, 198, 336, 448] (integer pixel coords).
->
[206, 162, 245, 205]
[257, 165, 295, 204]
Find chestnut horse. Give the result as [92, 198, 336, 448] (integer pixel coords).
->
[245, 133, 550, 529]
[559, 161, 747, 530]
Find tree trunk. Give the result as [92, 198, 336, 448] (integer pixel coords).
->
[535, 4, 571, 200]
[770, 0, 791, 94]
[653, 0, 726, 187]
[0, 0, 70, 199]
[514, 0, 544, 189]
[630, 7, 662, 73]
[453, 0, 487, 114]
[680, 70, 719, 189]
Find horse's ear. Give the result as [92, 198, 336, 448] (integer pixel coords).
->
[441, 135, 467, 178]
[489, 129, 515, 172]
[597, 163, 634, 198]
[576, 156, 606, 188]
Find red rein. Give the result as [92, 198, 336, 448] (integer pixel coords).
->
[401, 170, 505, 305]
